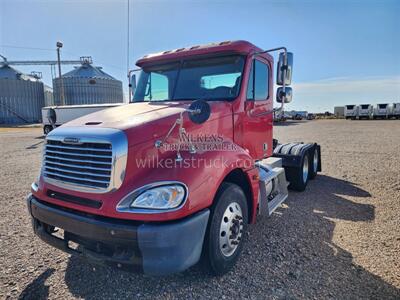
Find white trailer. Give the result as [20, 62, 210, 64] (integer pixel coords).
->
[41, 103, 125, 134]
[373, 104, 390, 119]
[357, 104, 373, 120]
[392, 103, 400, 119]
[291, 111, 308, 120]
[345, 105, 358, 120]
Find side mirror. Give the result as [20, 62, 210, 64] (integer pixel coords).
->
[276, 87, 293, 103]
[129, 74, 137, 102]
[130, 74, 137, 91]
[47, 108, 57, 128]
[188, 100, 211, 124]
[276, 52, 293, 86]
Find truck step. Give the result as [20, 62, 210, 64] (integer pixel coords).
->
[267, 192, 288, 216]
[256, 158, 289, 216]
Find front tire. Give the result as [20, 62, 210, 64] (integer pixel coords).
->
[203, 183, 248, 276]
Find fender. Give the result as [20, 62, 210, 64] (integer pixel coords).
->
[106, 141, 260, 222]
[273, 142, 322, 171]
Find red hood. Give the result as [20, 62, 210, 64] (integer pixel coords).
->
[64, 102, 185, 130]
[62, 101, 232, 147]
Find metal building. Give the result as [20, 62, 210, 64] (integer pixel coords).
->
[0, 65, 45, 124]
[52, 57, 123, 105]
[334, 106, 345, 118]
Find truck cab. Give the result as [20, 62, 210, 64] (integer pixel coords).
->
[27, 41, 321, 276]
[345, 105, 358, 120]
[358, 104, 373, 120]
[374, 103, 390, 119]
[392, 103, 400, 119]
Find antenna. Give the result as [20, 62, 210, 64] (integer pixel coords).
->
[127, 0, 132, 102]
[127, 0, 130, 74]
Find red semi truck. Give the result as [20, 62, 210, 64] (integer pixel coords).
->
[27, 40, 321, 276]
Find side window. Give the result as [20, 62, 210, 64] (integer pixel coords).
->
[246, 59, 269, 101]
[200, 73, 241, 89]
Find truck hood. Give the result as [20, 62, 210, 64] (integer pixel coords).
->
[62, 101, 232, 147]
[64, 102, 184, 129]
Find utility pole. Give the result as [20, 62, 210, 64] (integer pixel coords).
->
[56, 41, 65, 106]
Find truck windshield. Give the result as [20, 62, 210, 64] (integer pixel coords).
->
[133, 55, 244, 102]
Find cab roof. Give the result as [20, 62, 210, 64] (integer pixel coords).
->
[136, 40, 268, 67]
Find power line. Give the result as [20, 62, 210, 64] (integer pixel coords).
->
[0, 44, 55, 52]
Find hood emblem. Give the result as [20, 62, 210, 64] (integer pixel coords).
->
[63, 137, 81, 144]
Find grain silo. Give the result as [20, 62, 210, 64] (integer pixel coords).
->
[0, 65, 45, 124]
[52, 57, 123, 105]
[43, 85, 54, 107]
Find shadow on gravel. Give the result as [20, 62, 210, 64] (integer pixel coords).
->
[307, 175, 374, 222]
[55, 175, 399, 299]
[26, 140, 44, 150]
[18, 268, 55, 300]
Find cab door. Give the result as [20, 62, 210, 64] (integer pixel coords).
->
[241, 57, 274, 159]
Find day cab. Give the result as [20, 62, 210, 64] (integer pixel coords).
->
[27, 40, 321, 276]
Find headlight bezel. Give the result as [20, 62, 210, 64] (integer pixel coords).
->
[116, 181, 188, 214]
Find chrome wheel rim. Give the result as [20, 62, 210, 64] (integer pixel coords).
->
[313, 149, 318, 173]
[219, 202, 243, 257]
[303, 155, 309, 183]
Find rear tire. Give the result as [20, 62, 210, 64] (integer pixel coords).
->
[203, 183, 248, 276]
[287, 152, 309, 191]
[309, 147, 319, 180]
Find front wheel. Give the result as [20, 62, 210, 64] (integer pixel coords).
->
[203, 183, 248, 276]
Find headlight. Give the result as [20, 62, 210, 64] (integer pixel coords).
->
[117, 182, 187, 212]
[31, 171, 41, 192]
[31, 181, 39, 192]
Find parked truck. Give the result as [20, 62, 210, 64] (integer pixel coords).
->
[345, 105, 358, 120]
[42, 103, 125, 135]
[357, 104, 373, 120]
[291, 110, 308, 120]
[373, 103, 390, 119]
[392, 103, 400, 119]
[26, 41, 321, 276]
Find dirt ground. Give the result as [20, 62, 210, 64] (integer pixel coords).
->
[0, 119, 399, 299]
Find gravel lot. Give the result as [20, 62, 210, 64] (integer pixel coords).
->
[1, 120, 399, 299]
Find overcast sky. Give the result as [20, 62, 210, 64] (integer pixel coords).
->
[1, 0, 399, 112]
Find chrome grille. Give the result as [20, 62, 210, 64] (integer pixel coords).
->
[44, 139, 113, 189]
